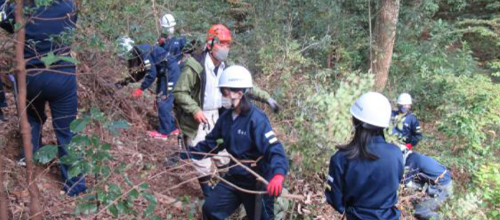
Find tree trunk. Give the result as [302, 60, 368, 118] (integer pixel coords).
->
[0, 155, 9, 220]
[372, 0, 400, 91]
[14, 1, 42, 219]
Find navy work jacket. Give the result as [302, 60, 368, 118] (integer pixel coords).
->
[190, 104, 289, 183]
[160, 36, 186, 62]
[0, 0, 77, 68]
[135, 44, 180, 95]
[391, 111, 423, 146]
[326, 135, 404, 220]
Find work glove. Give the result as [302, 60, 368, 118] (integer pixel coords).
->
[193, 110, 208, 124]
[158, 37, 166, 46]
[406, 143, 413, 150]
[267, 174, 285, 196]
[132, 88, 143, 98]
[267, 98, 282, 113]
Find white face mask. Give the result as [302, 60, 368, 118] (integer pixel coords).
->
[162, 27, 175, 36]
[221, 96, 233, 109]
[167, 27, 175, 35]
[221, 91, 241, 109]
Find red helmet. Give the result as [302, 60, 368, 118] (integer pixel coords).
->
[206, 24, 232, 49]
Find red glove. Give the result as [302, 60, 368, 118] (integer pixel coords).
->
[406, 143, 413, 150]
[158, 38, 166, 46]
[132, 88, 143, 98]
[267, 174, 285, 196]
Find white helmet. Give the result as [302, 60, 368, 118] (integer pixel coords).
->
[350, 92, 392, 128]
[218, 65, 253, 89]
[397, 93, 412, 105]
[160, 14, 176, 28]
[117, 36, 135, 55]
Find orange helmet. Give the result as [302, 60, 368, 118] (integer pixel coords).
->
[206, 24, 232, 49]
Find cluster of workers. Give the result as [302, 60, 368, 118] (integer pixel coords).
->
[0, 1, 453, 219]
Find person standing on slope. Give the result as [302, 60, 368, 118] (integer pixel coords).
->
[173, 24, 281, 197]
[326, 92, 404, 219]
[0, 0, 86, 196]
[185, 65, 289, 220]
[390, 93, 423, 150]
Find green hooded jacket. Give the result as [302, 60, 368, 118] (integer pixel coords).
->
[173, 52, 271, 138]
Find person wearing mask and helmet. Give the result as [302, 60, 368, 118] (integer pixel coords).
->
[158, 13, 186, 64]
[325, 92, 404, 220]
[391, 93, 423, 150]
[173, 24, 280, 197]
[185, 65, 289, 220]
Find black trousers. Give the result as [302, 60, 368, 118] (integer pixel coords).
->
[0, 79, 6, 108]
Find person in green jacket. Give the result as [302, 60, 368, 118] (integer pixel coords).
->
[173, 24, 280, 197]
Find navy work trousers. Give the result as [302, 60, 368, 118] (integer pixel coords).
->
[157, 91, 176, 135]
[203, 176, 275, 220]
[26, 67, 86, 196]
[0, 79, 6, 108]
[156, 75, 177, 135]
[414, 181, 453, 220]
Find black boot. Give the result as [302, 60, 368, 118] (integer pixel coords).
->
[199, 176, 213, 198]
[199, 182, 213, 198]
[0, 108, 5, 121]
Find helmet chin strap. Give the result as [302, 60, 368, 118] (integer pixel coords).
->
[362, 123, 381, 130]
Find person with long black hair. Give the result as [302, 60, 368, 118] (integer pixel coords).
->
[185, 65, 289, 220]
[325, 92, 404, 220]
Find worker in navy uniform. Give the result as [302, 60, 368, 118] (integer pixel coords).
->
[0, 0, 86, 196]
[113, 13, 189, 90]
[173, 24, 282, 198]
[157, 13, 186, 65]
[404, 152, 453, 220]
[184, 65, 289, 220]
[391, 93, 423, 150]
[128, 40, 181, 140]
[326, 92, 404, 220]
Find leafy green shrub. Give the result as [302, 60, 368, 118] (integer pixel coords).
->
[441, 192, 488, 220]
[389, 16, 500, 161]
[254, 23, 376, 172]
[475, 163, 500, 218]
[434, 74, 500, 157]
[293, 72, 374, 172]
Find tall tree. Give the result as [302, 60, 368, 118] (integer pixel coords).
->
[372, 0, 400, 91]
[14, 0, 42, 219]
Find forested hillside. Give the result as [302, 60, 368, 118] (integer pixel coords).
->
[0, 0, 499, 219]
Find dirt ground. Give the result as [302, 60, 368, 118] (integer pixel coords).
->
[0, 67, 346, 220]
[0, 88, 345, 219]
[0, 51, 424, 219]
